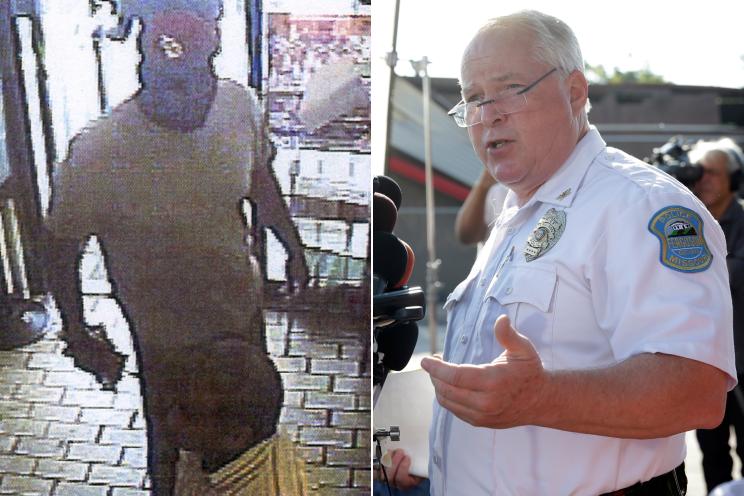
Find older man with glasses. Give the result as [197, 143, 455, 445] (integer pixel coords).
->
[690, 138, 744, 493]
[384, 9, 735, 496]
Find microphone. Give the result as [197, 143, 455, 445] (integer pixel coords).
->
[371, 175, 424, 390]
[372, 231, 424, 328]
[372, 231, 408, 295]
[373, 175, 402, 210]
[373, 286, 425, 322]
[396, 239, 415, 289]
[375, 321, 418, 378]
[373, 192, 398, 233]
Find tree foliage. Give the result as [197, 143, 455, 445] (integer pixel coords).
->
[585, 63, 666, 84]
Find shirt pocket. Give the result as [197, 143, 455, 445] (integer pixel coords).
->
[481, 263, 557, 357]
[443, 278, 470, 312]
[442, 278, 473, 361]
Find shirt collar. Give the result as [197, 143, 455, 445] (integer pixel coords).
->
[517, 126, 606, 210]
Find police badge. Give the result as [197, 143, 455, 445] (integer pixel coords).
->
[524, 208, 566, 262]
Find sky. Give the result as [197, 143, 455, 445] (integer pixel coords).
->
[374, 1, 744, 88]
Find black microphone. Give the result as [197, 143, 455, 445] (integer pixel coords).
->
[374, 321, 419, 385]
[372, 231, 408, 295]
[397, 238, 415, 289]
[371, 176, 424, 390]
[378, 321, 418, 370]
[373, 175, 402, 210]
[372, 232, 424, 323]
[373, 286, 425, 321]
[373, 192, 398, 233]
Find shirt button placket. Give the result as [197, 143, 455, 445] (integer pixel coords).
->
[432, 454, 444, 495]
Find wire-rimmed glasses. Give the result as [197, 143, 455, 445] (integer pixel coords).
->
[448, 67, 558, 127]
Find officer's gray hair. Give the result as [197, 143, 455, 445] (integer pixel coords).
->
[472, 10, 591, 122]
[477, 10, 584, 78]
[690, 137, 744, 175]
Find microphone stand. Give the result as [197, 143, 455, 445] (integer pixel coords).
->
[374, 426, 400, 496]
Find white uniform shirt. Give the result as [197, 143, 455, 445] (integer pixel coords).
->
[428, 127, 737, 496]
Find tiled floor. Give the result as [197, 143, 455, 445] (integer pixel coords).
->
[0, 297, 149, 496]
[0, 285, 371, 495]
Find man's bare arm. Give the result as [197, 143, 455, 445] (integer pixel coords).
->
[43, 227, 125, 389]
[43, 229, 85, 338]
[455, 170, 496, 245]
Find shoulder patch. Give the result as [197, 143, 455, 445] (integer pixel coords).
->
[648, 205, 712, 273]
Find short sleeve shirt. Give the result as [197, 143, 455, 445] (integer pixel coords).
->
[45, 80, 268, 342]
[428, 127, 736, 496]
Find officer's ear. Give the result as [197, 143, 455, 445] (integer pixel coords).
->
[566, 70, 588, 117]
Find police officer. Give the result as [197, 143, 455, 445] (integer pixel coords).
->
[691, 138, 744, 492]
[389, 10, 735, 495]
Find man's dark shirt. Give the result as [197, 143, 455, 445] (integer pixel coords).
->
[719, 197, 744, 376]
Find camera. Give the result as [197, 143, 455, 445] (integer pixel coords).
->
[645, 136, 702, 188]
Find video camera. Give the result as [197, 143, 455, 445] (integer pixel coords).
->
[645, 136, 702, 188]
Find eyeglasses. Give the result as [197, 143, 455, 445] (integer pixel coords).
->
[448, 68, 558, 128]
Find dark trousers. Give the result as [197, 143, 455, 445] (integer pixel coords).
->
[696, 388, 744, 493]
[373, 479, 430, 496]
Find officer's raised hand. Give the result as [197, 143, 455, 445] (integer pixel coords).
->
[421, 314, 546, 428]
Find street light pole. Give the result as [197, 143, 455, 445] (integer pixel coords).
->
[411, 56, 440, 355]
[381, 0, 401, 176]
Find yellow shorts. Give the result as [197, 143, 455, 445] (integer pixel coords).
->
[175, 433, 307, 495]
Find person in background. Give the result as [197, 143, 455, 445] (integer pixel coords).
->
[454, 169, 507, 246]
[691, 137, 744, 493]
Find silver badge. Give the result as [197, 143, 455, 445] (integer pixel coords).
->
[524, 208, 566, 262]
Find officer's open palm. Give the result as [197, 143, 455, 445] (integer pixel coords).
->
[421, 314, 546, 429]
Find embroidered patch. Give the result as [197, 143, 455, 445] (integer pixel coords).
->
[524, 208, 566, 262]
[648, 205, 712, 273]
